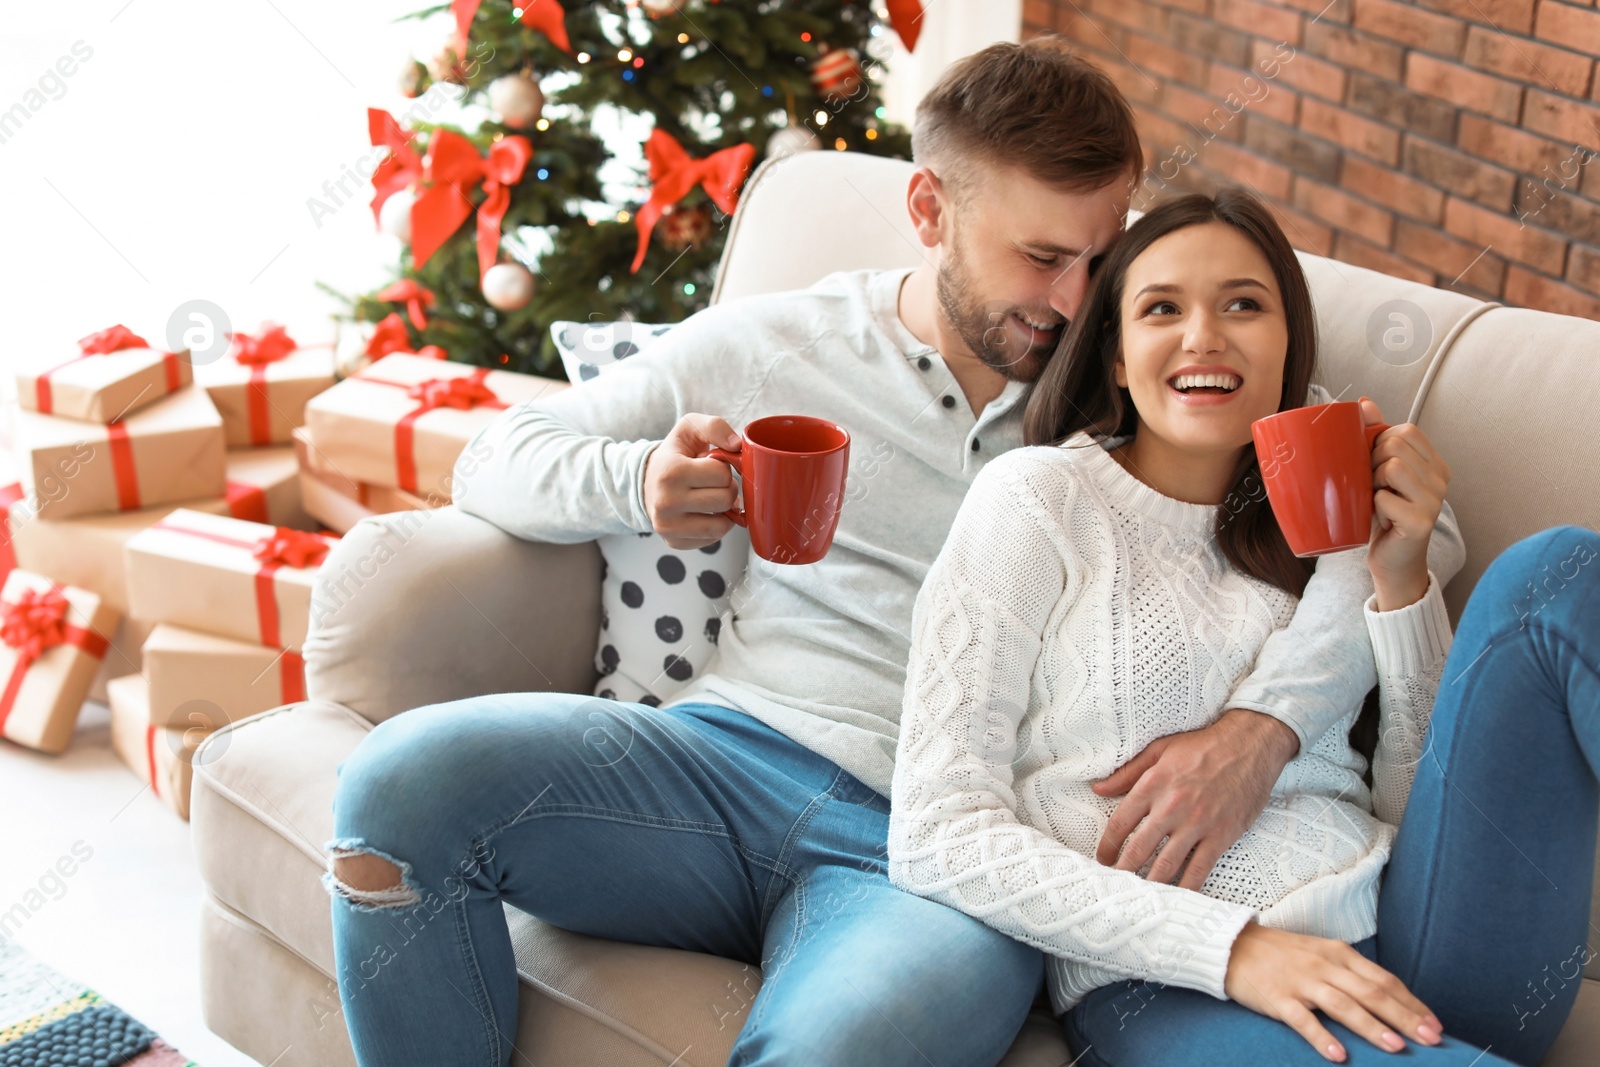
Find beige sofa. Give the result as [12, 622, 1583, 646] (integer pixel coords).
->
[191, 150, 1600, 1065]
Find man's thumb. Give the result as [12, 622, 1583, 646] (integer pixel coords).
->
[674, 413, 740, 452]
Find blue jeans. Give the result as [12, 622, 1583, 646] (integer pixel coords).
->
[325, 697, 1045, 1066]
[1065, 526, 1600, 1066]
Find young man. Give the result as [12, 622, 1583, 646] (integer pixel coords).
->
[323, 37, 1464, 1067]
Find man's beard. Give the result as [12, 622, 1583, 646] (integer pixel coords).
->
[934, 237, 1059, 384]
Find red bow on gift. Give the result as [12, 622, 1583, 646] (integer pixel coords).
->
[368, 109, 425, 227]
[78, 324, 150, 355]
[230, 323, 297, 365]
[407, 375, 499, 412]
[452, 0, 572, 55]
[364, 313, 448, 362]
[631, 130, 754, 273]
[885, 0, 924, 52]
[377, 280, 436, 330]
[252, 528, 332, 570]
[1, 588, 69, 664]
[411, 130, 534, 279]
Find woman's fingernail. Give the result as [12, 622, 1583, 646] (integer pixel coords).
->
[1327, 1042, 1344, 1061]
[1418, 1023, 1442, 1043]
[1383, 1030, 1403, 1050]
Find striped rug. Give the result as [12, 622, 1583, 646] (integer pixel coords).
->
[0, 939, 198, 1066]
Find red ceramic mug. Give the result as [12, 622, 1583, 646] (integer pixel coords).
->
[1251, 400, 1389, 557]
[708, 415, 851, 565]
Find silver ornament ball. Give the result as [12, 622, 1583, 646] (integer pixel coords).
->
[379, 187, 415, 242]
[487, 73, 545, 129]
[482, 262, 536, 311]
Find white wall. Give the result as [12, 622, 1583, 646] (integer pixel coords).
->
[878, 0, 1023, 131]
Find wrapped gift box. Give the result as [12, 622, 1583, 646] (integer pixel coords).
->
[13, 384, 226, 521]
[292, 426, 363, 497]
[0, 569, 119, 754]
[87, 616, 157, 707]
[196, 324, 337, 447]
[299, 471, 374, 535]
[143, 622, 300, 728]
[107, 673, 205, 821]
[305, 354, 565, 494]
[125, 507, 335, 653]
[17, 325, 193, 423]
[226, 444, 313, 529]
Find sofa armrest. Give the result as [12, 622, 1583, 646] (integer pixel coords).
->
[304, 506, 602, 725]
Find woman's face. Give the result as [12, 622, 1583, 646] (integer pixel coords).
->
[1113, 221, 1289, 459]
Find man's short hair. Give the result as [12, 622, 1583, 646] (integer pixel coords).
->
[912, 36, 1143, 204]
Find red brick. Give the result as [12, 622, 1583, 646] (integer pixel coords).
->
[1334, 232, 1437, 284]
[1404, 53, 1522, 122]
[1157, 0, 1212, 14]
[1568, 243, 1600, 296]
[1513, 181, 1600, 244]
[1125, 32, 1209, 85]
[1393, 218, 1509, 291]
[1504, 265, 1600, 319]
[1523, 90, 1600, 153]
[1299, 97, 1402, 163]
[1200, 139, 1296, 200]
[1208, 63, 1300, 126]
[1274, 0, 1351, 19]
[1443, 197, 1568, 274]
[1168, 13, 1253, 69]
[1462, 26, 1592, 98]
[1342, 155, 1447, 222]
[1268, 200, 1336, 255]
[1251, 38, 1346, 102]
[1348, 72, 1458, 142]
[1352, 0, 1466, 55]
[1098, 55, 1164, 106]
[1023, 0, 1055, 31]
[1302, 23, 1405, 80]
[1214, 0, 1304, 45]
[1459, 113, 1583, 175]
[1168, 84, 1252, 143]
[1403, 137, 1517, 210]
[1416, 0, 1535, 34]
[1243, 115, 1343, 180]
[1057, 11, 1122, 54]
[1535, 3, 1600, 54]
[1088, 0, 1169, 37]
[1293, 175, 1395, 245]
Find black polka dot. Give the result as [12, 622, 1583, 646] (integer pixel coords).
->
[699, 540, 722, 555]
[598, 688, 616, 700]
[656, 616, 683, 642]
[971, 438, 980, 451]
[663, 654, 693, 681]
[705, 617, 721, 644]
[613, 341, 639, 359]
[698, 570, 726, 598]
[652, 325, 671, 336]
[600, 644, 619, 674]
[941, 394, 956, 409]
[657, 556, 686, 583]
[640, 694, 661, 707]
[560, 326, 577, 349]
[578, 362, 600, 381]
[600, 606, 610, 631]
[621, 581, 644, 608]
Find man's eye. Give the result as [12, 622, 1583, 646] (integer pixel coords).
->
[1028, 253, 1057, 267]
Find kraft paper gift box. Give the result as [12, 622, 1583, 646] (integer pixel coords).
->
[124, 507, 335, 653]
[225, 444, 314, 530]
[17, 324, 193, 424]
[195, 323, 337, 448]
[107, 673, 204, 821]
[304, 354, 566, 494]
[13, 384, 226, 521]
[298, 471, 375, 535]
[0, 569, 120, 755]
[87, 616, 157, 707]
[143, 622, 301, 728]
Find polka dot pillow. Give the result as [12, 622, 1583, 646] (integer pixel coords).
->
[550, 319, 749, 706]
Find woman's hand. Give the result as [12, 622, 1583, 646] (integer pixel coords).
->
[1224, 921, 1443, 1061]
[1360, 397, 1452, 611]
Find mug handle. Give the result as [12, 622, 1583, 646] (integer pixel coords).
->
[707, 447, 748, 528]
[1364, 421, 1391, 450]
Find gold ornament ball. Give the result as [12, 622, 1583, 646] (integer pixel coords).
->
[487, 73, 545, 129]
[661, 205, 714, 252]
[483, 262, 537, 311]
[428, 42, 472, 85]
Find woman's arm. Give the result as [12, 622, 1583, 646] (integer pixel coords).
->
[888, 453, 1257, 1000]
[1365, 571, 1453, 825]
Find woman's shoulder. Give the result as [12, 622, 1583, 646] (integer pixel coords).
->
[974, 436, 1106, 519]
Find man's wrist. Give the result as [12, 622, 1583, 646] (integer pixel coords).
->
[1221, 707, 1300, 763]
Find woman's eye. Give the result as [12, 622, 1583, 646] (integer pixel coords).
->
[1143, 300, 1178, 316]
[1226, 297, 1261, 312]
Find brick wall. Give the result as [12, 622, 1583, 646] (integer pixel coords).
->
[1022, 0, 1600, 319]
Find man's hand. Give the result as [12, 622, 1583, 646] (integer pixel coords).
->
[1093, 709, 1300, 889]
[643, 413, 743, 549]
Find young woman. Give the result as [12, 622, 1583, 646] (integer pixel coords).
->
[888, 189, 1600, 1065]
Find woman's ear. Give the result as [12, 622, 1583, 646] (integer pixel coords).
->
[1113, 357, 1128, 389]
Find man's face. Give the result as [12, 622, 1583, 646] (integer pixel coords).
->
[935, 164, 1131, 383]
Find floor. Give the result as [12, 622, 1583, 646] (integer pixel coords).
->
[1, 699, 263, 1067]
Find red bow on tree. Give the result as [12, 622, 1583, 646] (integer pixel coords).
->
[368, 109, 424, 227]
[230, 323, 298, 365]
[252, 528, 332, 570]
[377, 280, 436, 330]
[410, 130, 534, 280]
[363, 314, 447, 362]
[78, 324, 150, 355]
[1, 588, 69, 664]
[631, 130, 754, 273]
[452, 0, 572, 55]
[407, 375, 499, 411]
[885, 0, 924, 51]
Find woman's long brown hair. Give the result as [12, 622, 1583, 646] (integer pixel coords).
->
[1022, 188, 1319, 599]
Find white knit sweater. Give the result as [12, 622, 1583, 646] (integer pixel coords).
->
[887, 432, 1455, 1015]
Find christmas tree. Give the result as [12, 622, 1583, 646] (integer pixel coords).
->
[332, 0, 920, 379]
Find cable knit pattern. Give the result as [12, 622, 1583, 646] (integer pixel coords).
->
[888, 432, 1454, 1014]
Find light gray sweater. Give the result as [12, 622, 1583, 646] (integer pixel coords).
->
[452, 267, 1466, 797]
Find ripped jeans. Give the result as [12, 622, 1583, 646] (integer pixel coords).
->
[323, 698, 1045, 1067]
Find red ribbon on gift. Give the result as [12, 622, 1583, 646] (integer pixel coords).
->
[377, 280, 436, 331]
[0, 584, 110, 739]
[885, 0, 924, 51]
[452, 0, 572, 55]
[356, 368, 507, 493]
[631, 130, 754, 273]
[410, 130, 534, 280]
[106, 421, 141, 512]
[227, 323, 298, 447]
[147, 520, 337, 704]
[363, 314, 448, 362]
[225, 481, 269, 524]
[34, 325, 183, 417]
[368, 109, 424, 228]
